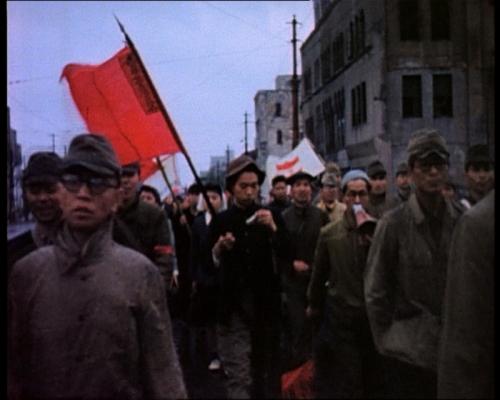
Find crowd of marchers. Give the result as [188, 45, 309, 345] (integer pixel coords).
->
[7, 128, 494, 399]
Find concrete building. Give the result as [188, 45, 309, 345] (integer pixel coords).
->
[301, 0, 495, 185]
[200, 148, 235, 188]
[7, 106, 24, 223]
[254, 75, 304, 171]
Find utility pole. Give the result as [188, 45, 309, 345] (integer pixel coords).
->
[50, 133, 56, 153]
[226, 145, 231, 166]
[289, 15, 300, 149]
[244, 112, 249, 154]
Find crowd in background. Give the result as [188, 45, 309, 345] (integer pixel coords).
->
[8, 128, 494, 399]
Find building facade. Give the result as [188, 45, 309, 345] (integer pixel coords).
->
[254, 75, 304, 170]
[7, 106, 24, 223]
[301, 0, 495, 184]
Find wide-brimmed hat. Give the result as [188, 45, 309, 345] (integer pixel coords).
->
[22, 152, 63, 185]
[286, 171, 314, 186]
[225, 154, 265, 189]
[62, 133, 121, 177]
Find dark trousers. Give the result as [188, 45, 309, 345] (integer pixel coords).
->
[313, 310, 386, 399]
[217, 313, 281, 399]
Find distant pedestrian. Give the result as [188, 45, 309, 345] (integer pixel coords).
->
[307, 170, 385, 398]
[7, 152, 63, 276]
[281, 171, 329, 369]
[209, 154, 289, 398]
[8, 133, 186, 399]
[366, 160, 395, 218]
[460, 144, 494, 209]
[316, 171, 346, 224]
[438, 190, 494, 398]
[364, 129, 462, 398]
[267, 174, 291, 213]
[392, 161, 412, 204]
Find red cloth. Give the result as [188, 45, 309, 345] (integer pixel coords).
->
[61, 46, 181, 165]
[281, 359, 315, 399]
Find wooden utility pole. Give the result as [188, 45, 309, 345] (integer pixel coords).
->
[50, 133, 56, 153]
[244, 112, 249, 154]
[290, 15, 300, 149]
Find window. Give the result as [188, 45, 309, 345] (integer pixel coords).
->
[277, 130, 283, 145]
[400, 0, 420, 41]
[433, 74, 453, 117]
[332, 33, 345, 72]
[352, 82, 367, 127]
[275, 103, 282, 117]
[321, 45, 332, 84]
[402, 75, 422, 118]
[304, 68, 312, 96]
[359, 10, 365, 52]
[348, 22, 354, 59]
[305, 116, 315, 143]
[314, 59, 321, 89]
[323, 98, 335, 152]
[431, 0, 450, 40]
[315, 105, 324, 147]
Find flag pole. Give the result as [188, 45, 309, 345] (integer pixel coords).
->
[114, 16, 216, 217]
[155, 156, 191, 237]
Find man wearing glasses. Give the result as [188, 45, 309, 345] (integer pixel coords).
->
[8, 134, 186, 399]
[307, 169, 384, 398]
[364, 129, 462, 398]
[7, 152, 64, 276]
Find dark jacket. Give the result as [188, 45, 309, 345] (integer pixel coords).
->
[208, 203, 289, 325]
[268, 198, 291, 214]
[8, 220, 186, 399]
[437, 190, 494, 398]
[190, 212, 217, 287]
[364, 193, 462, 371]
[281, 203, 329, 290]
[114, 196, 174, 286]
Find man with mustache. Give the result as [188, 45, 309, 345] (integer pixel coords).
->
[8, 133, 186, 399]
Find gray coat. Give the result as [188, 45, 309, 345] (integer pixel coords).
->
[364, 193, 461, 371]
[8, 219, 186, 400]
[437, 190, 494, 398]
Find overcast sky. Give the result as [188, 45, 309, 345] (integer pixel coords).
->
[7, 0, 314, 186]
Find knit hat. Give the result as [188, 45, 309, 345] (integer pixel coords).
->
[62, 133, 121, 177]
[367, 161, 387, 178]
[286, 171, 314, 186]
[320, 172, 338, 187]
[465, 144, 493, 170]
[225, 154, 265, 190]
[22, 152, 62, 185]
[407, 128, 449, 164]
[341, 169, 370, 192]
[396, 162, 409, 176]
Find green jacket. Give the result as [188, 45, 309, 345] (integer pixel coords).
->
[307, 210, 371, 314]
[114, 196, 174, 286]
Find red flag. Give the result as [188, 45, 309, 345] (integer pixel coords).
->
[61, 46, 180, 165]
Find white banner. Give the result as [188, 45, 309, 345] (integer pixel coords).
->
[143, 155, 182, 200]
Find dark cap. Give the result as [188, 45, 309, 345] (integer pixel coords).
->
[396, 162, 409, 176]
[407, 128, 449, 164]
[286, 171, 314, 186]
[187, 183, 201, 195]
[225, 154, 265, 189]
[324, 161, 341, 176]
[367, 161, 387, 178]
[465, 144, 493, 169]
[320, 172, 338, 187]
[121, 161, 140, 175]
[22, 152, 62, 185]
[62, 133, 121, 177]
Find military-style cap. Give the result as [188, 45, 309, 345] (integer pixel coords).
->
[324, 161, 341, 176]
[367, 161, 386, 178]
[121, 161, 140, 175]
[465, 144, 493, 169]
[62, 133, 121, 177]
[396, 162, 409, 176]
[341, 169, 370, 191]
[225, 154, 265, 189]
[286, 171, 314, 186]
[320, 172, 338, 187]
[22, 152, 62, 185]
[407, 128, 449, 163]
